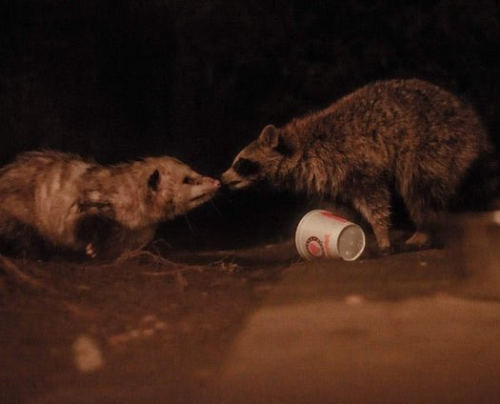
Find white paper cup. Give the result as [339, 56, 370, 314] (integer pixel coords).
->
[295, 210, 366, 261]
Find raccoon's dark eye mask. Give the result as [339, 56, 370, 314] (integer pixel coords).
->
[233, 158, 261, 177]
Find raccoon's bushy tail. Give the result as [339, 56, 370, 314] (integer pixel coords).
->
[451, 151, 500, 211]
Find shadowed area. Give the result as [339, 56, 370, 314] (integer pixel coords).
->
[2, 216, 500, 402]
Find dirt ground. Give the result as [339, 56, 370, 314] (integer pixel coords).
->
[1, 223, 499, 403]
[0, 242, 295, 404]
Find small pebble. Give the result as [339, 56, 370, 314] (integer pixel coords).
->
[142, 328, 155, 337]
[142, 314, 158, 324]
[154, 321, 168, 330]
[73, 335, 104, 373]
[345, 294, 365, 305]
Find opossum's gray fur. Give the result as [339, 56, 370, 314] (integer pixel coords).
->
[222, 79, 492, 252]
[0, 150, 220, 259]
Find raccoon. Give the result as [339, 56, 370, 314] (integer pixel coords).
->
[0, 150, 220, 259]
[221, 79, 492, 253]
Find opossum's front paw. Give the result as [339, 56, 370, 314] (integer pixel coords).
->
[85, 243, 97, 259]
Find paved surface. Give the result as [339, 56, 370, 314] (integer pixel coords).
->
[218, 249, 500, 403]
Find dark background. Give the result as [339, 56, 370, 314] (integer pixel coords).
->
[1, 0, 499, 249]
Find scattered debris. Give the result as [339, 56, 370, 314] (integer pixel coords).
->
[142, 314, 158, 324]
[218, 261, 240, 273]
[108, 315, 170, 346]
[176, 271, 189, 293]
[345, 294, 365, 305]
[73, 335, 104, 373]
[112, 249, 184, 269]
[0, 255, 49, 291]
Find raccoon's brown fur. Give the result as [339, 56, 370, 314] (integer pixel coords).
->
[0, 150, 220, 259]
[222, 79, 492, 252]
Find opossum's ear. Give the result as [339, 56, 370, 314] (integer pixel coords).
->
[258, 125, 279, 148]
[148, 169, 160, 192]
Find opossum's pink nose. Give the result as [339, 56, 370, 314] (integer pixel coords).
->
[213, 179, 221, 188]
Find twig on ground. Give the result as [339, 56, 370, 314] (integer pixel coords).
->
[111, 249, 182, 268]
[0, 255, 48, 291]
[110, 249, 209, 274]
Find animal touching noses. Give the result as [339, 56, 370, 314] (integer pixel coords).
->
[200, 177, 220, 189]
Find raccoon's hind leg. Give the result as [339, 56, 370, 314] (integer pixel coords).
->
[405, 230, 431, 247]
[351, 184, 392, 253]
[399, 172, 448, 248]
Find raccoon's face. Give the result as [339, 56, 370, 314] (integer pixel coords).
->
[147, 158, 220, 219]
[221, 125, 291, 190]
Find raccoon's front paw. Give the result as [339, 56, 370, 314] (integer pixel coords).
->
[85, 243, 97, 259]
[405, 231, 430, 247]
[378, 245, 393, 257]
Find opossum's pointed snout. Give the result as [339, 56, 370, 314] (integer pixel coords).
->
[202, 177, 221, 192]
[187, 176, 221, 207]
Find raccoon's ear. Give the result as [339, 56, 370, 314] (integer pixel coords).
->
[148, 169, 160, 192]
[258, 125, 279, 148]
[258, 124, 293, 156]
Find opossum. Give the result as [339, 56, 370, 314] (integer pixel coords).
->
[0, 150, 220, 259]
[221, 79, 491, 253]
